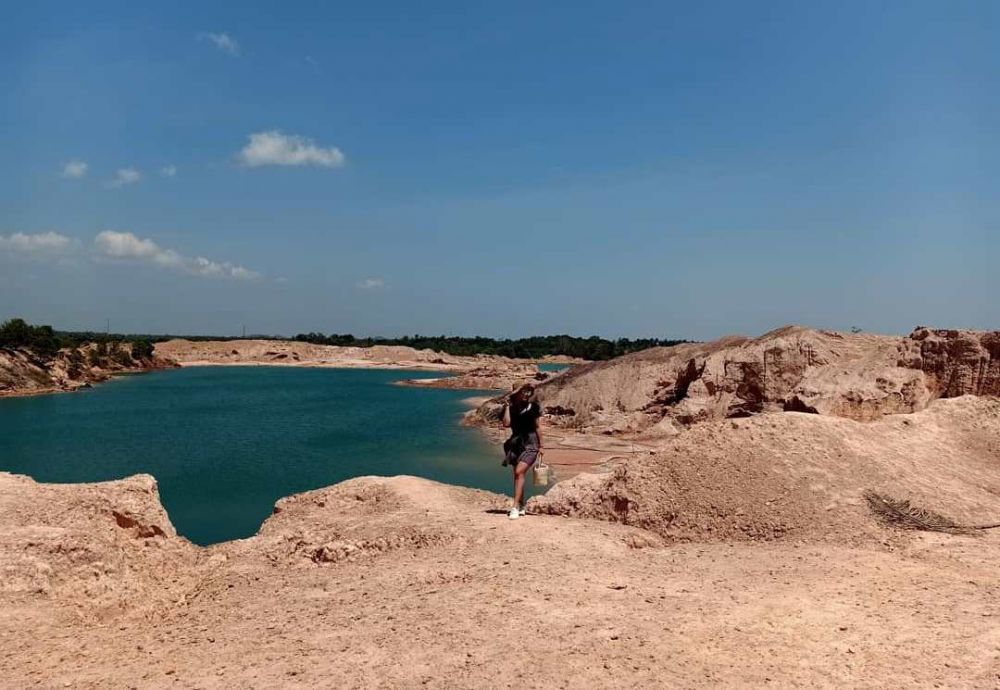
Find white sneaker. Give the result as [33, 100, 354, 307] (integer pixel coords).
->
[508, 507, 521, 520]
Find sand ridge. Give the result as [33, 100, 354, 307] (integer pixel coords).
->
[156, 338, 546, 375]
[2, 434, 999, 687]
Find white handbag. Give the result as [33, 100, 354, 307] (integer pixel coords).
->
[532, 453, 551, 486]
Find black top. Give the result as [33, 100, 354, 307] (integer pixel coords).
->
[510, 400, 541, 436]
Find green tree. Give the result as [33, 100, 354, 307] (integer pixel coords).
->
[0, 318, 31, 348]
[111, 342, 134, 366]
[131, 338, 155, 360]
[0, 318, 59, 356]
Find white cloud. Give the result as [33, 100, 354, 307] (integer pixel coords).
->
[160, 164, 177, 177]
[94, 231, 171, 263]
[357, 278, 386, 290]
[0, 231, 75, 255]
[61, 160, 88, 179]
[94, 231, 258, 281]
[1, 230, 260, 279]
[238, 130, 345, 168]
[199, 32, 240, 56]
[106, 168, 142, 189]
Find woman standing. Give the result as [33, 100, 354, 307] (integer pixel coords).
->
[501, 382, 543, 519]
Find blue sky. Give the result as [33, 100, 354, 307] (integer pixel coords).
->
[1, 1, 997, 339]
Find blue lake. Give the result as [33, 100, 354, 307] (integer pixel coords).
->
[0, 367, 527, 545]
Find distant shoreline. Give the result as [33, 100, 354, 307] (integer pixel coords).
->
[171, 359, 462, 372]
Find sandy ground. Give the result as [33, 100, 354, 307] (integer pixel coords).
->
[2, 472, 998, 689]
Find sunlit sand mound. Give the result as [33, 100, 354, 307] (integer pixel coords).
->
[0, 473, 198, 623]
[3, 456, 1000, 686]
[470, 325, 1000, 434]
[531, 396, 1000, 543]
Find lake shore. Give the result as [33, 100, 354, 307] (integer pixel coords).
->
[171, 359, 461, 371]
[0, 345, 177, 400]
[159, 338, 588, 401]
[0, 337, 583, 399]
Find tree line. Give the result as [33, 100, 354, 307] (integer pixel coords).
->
[1, 317, 688, 362]
[0, 318, 154, 360]
[292, 333, 687, 360]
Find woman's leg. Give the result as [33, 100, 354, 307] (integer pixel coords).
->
[513, 461, 529, 509]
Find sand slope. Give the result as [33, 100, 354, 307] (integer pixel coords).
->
[532, 396, 1000, 543]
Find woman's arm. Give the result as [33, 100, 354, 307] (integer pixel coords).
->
[501, 401, 511, 428]
[534, 408, 543, 448]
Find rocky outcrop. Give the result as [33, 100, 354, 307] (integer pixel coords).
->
[0, 343, 177, 398]
[472, 325, 999, 434]
[904, 327, 1000, 397]
[0, 472, 196, 623]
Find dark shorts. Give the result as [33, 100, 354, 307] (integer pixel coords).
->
[503, 432, 540, 468]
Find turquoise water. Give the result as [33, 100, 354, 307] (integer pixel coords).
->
[0, 367, 528, 545]
[538, 363, 572, 373]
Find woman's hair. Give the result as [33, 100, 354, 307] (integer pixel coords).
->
[510, 382, 535, 413]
